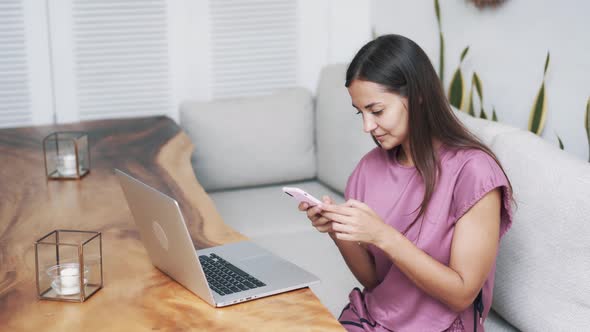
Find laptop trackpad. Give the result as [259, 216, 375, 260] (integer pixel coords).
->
[237, 255, 294, 280]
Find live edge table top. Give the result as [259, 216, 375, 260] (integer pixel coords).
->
[0, 116, 344, 332]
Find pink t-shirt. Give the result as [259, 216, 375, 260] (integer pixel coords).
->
[342, 145, 513, 332]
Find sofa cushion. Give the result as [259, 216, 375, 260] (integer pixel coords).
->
[485, 309, 518, 332]
[180, 88, 316, 191]
[315, 64, 375, 194]
[488, 129, 590, 331]
[208, 181, 343, 238]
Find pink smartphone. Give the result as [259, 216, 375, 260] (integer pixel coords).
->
[282, 186, 323, 207]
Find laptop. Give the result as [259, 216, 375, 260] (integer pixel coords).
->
[114, 169, 319, 307]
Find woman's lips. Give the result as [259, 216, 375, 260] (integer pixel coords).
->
[374, 134, 387, 141]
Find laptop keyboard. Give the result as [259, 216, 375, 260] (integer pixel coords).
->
[199, 253, 266, 296]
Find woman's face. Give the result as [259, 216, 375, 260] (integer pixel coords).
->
[347, 79, 410, 150]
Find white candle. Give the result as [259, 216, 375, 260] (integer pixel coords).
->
[56, 154, 77, 176]
[56, 267, 81, 295]
[48, 264, 88, 296]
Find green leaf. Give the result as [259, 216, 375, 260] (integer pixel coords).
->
[480, 107, 488, 119]
[556, 133, 564, 150]
[528, 83, 546, 135]
[466, 72, 488, 121]
[448, 68, 463, 109]
[492, 107, 498, 122]
[439, 32, 444, 84]
[586, 97, 589, 162]
[460, 46, 470, 63]
[544, 51, 550, 76]
[434, 0, 441, 28]
[467, 85, 475, 116]
[434, 0, 444, 84]
[473, 72, 483, 102]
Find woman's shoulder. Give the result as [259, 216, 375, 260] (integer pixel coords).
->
[442, 146, 513, 235]
[440, 146, 499, 171]
[440, 146, 508, 190]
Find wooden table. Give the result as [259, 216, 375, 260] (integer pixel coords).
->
[0, 116, 344, 331]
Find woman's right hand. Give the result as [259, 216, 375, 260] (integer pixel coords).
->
[298, 196, 335, 235]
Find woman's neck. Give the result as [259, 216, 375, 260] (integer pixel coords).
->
[397, 140, 442, 167]
[398, 143, 413, 167]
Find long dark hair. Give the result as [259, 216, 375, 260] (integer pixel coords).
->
[346, 34, 512, 233]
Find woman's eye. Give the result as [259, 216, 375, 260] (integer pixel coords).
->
[356, 109, 383, 115]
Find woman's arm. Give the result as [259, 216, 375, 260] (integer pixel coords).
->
[330, 234, 379, 290]
[322, 188, 501, 312]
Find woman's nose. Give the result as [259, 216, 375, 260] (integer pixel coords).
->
[363, 116, 377, 133]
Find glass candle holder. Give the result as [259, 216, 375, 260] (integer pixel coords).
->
[43, 132, 90, 179]
[35, 230, 103, 302]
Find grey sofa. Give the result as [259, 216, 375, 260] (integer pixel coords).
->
[180, 64, 590, 331]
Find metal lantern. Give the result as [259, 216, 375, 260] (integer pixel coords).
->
[35, 230, 103, 302]
[43, 132, 90, 179]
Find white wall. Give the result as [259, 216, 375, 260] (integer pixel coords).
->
[371, 0, 590, 161]
[298, 0, 371, 93]
[170, 1, 212, 114]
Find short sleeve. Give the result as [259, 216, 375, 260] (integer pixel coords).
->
[450, 151, 514, 238]
[344, 158, 364, 201]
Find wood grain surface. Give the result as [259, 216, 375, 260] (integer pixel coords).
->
[0, 116, 344, 331]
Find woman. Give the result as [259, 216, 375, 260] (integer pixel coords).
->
[298, 34, 513, 331]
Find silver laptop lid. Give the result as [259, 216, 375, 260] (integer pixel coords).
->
[114, 169, 215, 306]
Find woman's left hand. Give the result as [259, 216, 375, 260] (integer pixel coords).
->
[319, 199, 392, 246]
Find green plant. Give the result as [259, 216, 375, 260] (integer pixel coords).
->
[436, 1, 497, 123]
[434, 0, 444, 84]
[434, 1, 588, 159]
[472, 72, 489, 119]
[461, 70, 497, 121]
[556, 132, 564, 150]
[528, 52, 550, 135]
[465, 72, 478, 117]
[448, 46, 469, 110]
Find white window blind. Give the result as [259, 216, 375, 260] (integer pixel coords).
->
[49, 0, 174, 123]
[210, 0, 298, 99]
[0, 0, 30, 128]
[0, 0, 53, 129]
